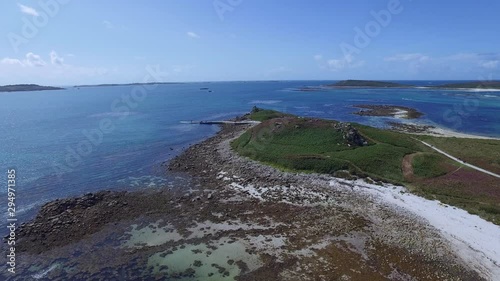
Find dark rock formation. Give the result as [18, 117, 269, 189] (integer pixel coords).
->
[334, 123, 368, 147]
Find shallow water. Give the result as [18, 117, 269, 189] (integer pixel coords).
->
[147, 240, 262, 280]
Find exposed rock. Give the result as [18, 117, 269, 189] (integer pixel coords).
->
[333, 123, 368, 147]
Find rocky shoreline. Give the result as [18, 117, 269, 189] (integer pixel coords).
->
[353, 105, 424, 119]
[388, 121, 436, 134]
[5, 115, 486, 280]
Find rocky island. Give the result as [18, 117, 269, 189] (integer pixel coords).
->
[352, 104, 424, 119]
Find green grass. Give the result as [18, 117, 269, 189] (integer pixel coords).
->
[247, 108, 294, 121]
[232, 120, 356, 175]
[327, 144, 412, 182]
[416, 135, 500, 174]
[232, 109, 500, 225]
[232, 116, 421, 183]
[412, 153, 451, 178]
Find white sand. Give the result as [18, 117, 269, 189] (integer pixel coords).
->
[331, 178, 500, 280]
[424, 127, 500, 140]
[394, 121, 500, 140]
[392, 109, 409, 119]
[456, 88, 500, 92]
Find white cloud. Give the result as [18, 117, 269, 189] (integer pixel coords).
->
[50, 51, 64, 66]
[18, 4, 39, 16]
[1, 58, 24, 66]
[446, 53, 478, 61]
[385, 53, 429, 62]
[1, 52, 47, 67]
[187, 32, 200, 39]
[25, 52, 46, 67]
[0, 54, 112, 85]
[103, 20, 114, 29]
[327, 59, 345, 71]
[481, 60, 499, 69]
[443, 53, 500, 70]
[315, 54, 364, 72]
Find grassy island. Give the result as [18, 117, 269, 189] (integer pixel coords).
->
[0, 84, 64, 92]
[232, 108, 500, 224]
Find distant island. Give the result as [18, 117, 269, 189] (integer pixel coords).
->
[318, 80, 500, 90]
[74, 82, 182, 88]
[0, 84, 64, 92]
[353, 104, 424, 119]
[433, 81, 500, 89]
[327, 80, 411, 88]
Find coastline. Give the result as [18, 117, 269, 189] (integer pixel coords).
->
[8, 116, 499, 280]
[423, 126, 500, 140]
[389, 121, 500, 140]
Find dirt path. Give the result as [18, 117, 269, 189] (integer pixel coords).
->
[402, 153, 419, 180]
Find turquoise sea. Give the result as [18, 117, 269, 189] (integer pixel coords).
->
[1, 80, 500, 226]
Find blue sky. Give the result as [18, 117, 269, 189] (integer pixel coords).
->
[1, 0, 500, 85]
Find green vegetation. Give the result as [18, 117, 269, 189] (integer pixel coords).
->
[412, 153, 451, 178]
[0, 84, 64, 92]
[247, 107, 295, 121]
[416, 135, 500, 174]
[234, 108, 428, 183]
[328, 80, 410, 88]
[232, 108, 500, 225]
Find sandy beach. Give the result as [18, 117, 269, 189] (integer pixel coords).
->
[390, 121, 500, 140]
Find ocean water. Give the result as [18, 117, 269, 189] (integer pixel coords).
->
[1, 81, 499, 225]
